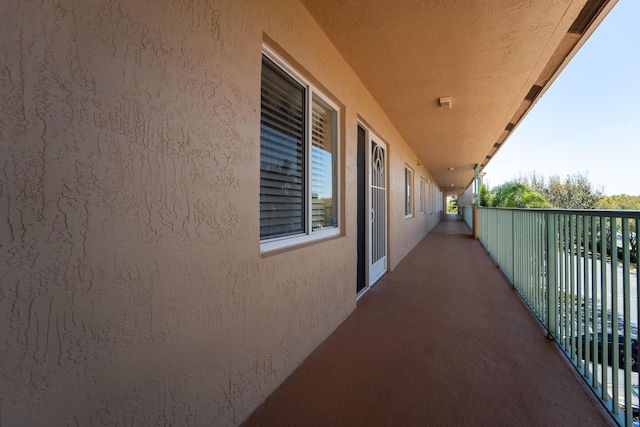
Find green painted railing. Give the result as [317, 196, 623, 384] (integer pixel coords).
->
[479, 207, 640, 427]
[462, 205, 473, 230]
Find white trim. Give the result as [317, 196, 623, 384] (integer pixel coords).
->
[429, 181, 434, 215]
[260, 228, 340, 254]
[356, 285, 370, 301]
[404, 165, 414, 219]
[419, 177, 425, 215]
[262, 45, 305, 87]
[305, 81, 313, 236]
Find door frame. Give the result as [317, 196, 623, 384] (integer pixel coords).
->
[357, 122, 388, 299]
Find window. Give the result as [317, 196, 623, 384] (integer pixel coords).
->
[404, 166, 413, 218]
[419, 177, 425, 215]
[429, 182, 435, 215]
[260, 47, 339, 252]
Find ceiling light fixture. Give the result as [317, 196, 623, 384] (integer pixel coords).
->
[439, 97, 453, 109]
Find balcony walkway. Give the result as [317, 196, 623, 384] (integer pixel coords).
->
[242, 214, 614, 426]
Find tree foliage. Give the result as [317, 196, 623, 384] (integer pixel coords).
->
[596, 194, 640, 243]
[484, 181, 549, 208]
[482, 172, 637, 262]
[447, 197, 458, 213]
[524, 172, 603, 209]
[596, 194, 640, 211]
[483, 172, 639, 212]
[479, 184, 490, 207]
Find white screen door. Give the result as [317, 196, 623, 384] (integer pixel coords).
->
[369, 133, 387, 285]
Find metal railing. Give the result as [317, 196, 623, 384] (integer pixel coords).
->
[478, 207, 640, 426]
[462, 205, 473, 230]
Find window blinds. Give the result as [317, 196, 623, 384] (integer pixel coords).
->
[259, 58, 306, 239]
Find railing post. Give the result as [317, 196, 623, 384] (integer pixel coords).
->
[622, 217, 632, 427]
[512, 210, 516, 287]
[546, 212, 558, 340]
[473, 163, 480, 206]
[473, 206, 480, 240]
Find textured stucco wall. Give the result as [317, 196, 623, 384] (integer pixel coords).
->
[1, 0, 439, 425]
[387, 142, 442, 270]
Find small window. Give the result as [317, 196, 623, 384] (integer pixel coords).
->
[419, 177, 425, 215]
[405, 166, 413, 218]
[260, 47, 340, 252]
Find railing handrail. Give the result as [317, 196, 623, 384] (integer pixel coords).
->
[479, 206, 640, 219]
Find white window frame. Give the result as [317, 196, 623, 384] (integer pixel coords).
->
[404, 165, 414, 219]
[260, 46, 341, 253]
[419, 177, 425, 215]
[429, 182, 434, 215]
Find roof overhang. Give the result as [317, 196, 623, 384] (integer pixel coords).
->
[300, 0, 617, 195]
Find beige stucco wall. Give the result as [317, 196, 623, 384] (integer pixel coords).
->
[0, 0, 440, 425]
[387, 143, 442, 270]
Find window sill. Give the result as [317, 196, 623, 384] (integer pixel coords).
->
[260, 228, 341, 257]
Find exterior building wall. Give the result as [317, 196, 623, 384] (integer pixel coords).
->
[387, 144, 441, 270]
[0, 0, 439, 425]
[460, 185, 476, 207]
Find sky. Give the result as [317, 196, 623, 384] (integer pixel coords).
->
[482, 0, 640, 196]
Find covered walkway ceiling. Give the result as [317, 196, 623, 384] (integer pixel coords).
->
[300, 0, 616, 195]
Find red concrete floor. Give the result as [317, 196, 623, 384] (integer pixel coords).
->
[242, 214, 615, 427]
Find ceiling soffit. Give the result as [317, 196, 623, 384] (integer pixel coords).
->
[300, 0, 615, 195]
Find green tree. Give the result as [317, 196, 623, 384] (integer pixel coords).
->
[479, 184, 490, 207]
[596, 194, 640, 259]
[596, 194, 640, 211]
[534, 172, 603, 209]
[488, 181, 549, 208]
[447, 197, 458, 213]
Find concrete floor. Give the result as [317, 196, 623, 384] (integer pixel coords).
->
[242, 214, 615, 426]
